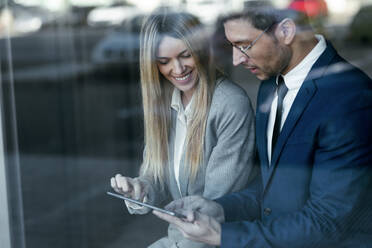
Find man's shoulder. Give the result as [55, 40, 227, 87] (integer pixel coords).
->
[314, 42, 371, 87]
[313, 53, 372, 92]
[308, 51, 372, 118]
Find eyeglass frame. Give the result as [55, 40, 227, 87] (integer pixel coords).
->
[226, 25, 272, 57]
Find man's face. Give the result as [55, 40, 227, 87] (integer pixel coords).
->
[224, 19, 290, 80]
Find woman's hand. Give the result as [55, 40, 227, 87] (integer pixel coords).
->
[110, 174, 147, 202]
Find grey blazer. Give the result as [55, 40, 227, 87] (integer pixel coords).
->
[132, 78, 256, 248]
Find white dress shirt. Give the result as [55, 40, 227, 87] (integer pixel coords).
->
[171, 88, 194, 194]
[267, 35, 326, 163]
[126, 88, 194, 210]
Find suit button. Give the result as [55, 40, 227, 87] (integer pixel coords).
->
[264, 208, 272, 216]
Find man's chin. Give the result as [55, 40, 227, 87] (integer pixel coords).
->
[255, 74, 269, 81]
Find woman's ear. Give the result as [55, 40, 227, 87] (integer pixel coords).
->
[275, 18, 296, 45]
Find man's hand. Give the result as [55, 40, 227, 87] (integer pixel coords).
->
[153, 209, 222, 246]
[165, 195, 225, 223]
[152, 195, 225, 245]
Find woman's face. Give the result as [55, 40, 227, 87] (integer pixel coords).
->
[156, 36, 198, 97]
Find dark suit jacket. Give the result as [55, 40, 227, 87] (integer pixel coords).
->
[216, 42, 372, 247]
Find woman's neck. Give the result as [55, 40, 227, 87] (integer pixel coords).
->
[181, 90, 194, 108]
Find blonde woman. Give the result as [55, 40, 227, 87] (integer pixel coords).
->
[111, 11, 255, 248]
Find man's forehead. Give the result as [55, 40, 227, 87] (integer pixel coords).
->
[224, 19, 258, 40]
[224, 18, 253, 29]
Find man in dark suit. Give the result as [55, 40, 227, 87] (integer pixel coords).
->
[153, 8, 372, 247]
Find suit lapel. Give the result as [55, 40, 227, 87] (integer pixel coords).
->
[263, 41, 337, 190]
[270, 80, 316, 167]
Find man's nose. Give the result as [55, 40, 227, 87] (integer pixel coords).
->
[232, 47, 247, 66]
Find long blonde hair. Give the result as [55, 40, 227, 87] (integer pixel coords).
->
[139, 11, 218, 188]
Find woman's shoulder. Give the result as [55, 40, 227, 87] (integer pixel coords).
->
[212, 77, 251, 105]
[207, 77, 254, 127]
[208, 77, 253, 118]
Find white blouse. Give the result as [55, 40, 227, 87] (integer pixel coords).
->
[171, 88, 194, 194]
[126, 87, 194, 210]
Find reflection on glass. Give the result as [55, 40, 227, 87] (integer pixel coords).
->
[1, 0, 372, 248]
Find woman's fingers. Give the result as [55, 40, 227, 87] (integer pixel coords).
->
[131, 178, 142, 200]
[121, 177, 133, 193]
[111, 174, 133, 196]
[111, 177, 123, 194]
[110, 174, 147, 201]
[110, 177, 117, 189]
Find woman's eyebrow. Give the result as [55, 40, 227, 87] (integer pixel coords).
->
[178, 49, 188, 55]
[156, 49, 189, 60]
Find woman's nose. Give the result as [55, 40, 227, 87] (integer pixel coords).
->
[172, 59, 185, 74]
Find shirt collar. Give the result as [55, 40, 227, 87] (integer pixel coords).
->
[282, 34, 327, 90]
[171, 88, 194, 118]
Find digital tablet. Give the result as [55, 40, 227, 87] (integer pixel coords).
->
[107, 191, 186, 219]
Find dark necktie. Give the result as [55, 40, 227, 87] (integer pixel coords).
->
[272, 75, 288, 153]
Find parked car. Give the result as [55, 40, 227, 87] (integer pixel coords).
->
[244, 0, 272, 9]
[87, 2, 141, 27]
[186, 0, 227, 26]
[347, 4, 372, 44]
[91, 14, 145, 76]
[288, 0, 328, 34]
[288, 0, 328, 19]
[0, 1, 57, 36]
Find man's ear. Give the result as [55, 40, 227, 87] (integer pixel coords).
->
[275, 18, 296, 45]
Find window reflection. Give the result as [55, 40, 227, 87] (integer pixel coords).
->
[1, 0, 371, 247]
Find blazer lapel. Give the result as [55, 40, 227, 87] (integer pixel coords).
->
[256, 78, 277, 187]
[270, 80, 317, 168]
[264, 42, 337, 189]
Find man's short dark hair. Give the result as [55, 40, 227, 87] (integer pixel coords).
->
[221, 7, 311, 32]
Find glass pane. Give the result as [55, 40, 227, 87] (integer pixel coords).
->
[1, 0, 371, 247]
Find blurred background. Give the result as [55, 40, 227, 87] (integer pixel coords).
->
[0, 0, 371, 247]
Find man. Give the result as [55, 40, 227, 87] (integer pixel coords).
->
[153, 7, 372, 247]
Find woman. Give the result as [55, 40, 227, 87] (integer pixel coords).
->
[111, 11, 255, 248]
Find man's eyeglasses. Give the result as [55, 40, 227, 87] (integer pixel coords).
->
[227, 26, 271, 57]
